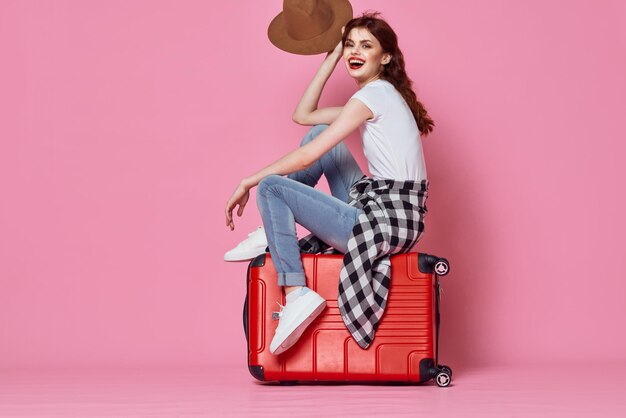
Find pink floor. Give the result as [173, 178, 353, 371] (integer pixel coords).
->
[1, 363, 625, 417]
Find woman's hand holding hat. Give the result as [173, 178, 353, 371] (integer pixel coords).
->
[327, 26, 344, 57]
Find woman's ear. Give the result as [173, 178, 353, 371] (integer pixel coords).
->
[382, 53, 391, 65]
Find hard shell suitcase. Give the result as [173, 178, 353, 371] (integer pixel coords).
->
[243, 252, 453, 387]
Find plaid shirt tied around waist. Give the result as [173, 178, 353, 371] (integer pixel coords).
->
[299, 176, 429, 349]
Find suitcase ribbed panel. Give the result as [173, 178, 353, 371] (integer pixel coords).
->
[248, 253, 435, 382]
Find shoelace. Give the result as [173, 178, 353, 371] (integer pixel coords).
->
[272, 301, 285, 320]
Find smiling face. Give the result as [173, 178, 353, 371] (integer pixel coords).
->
[343, 27, 391, 87]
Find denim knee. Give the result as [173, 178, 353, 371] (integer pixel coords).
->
[257, 174, 283, 200]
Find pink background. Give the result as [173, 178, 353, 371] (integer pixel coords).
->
[1, 0, 625, 371]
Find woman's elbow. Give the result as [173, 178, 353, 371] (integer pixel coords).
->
[292, 113, 306, 125]
[292, 111, 315, 126]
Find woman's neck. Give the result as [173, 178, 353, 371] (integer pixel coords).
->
[357, 73, 382, 89]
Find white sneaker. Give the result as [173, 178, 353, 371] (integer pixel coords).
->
[270, 288, 326, 355]
[224, 226, 268, 262]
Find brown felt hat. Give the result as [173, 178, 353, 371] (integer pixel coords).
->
[268, 0, 353, 55]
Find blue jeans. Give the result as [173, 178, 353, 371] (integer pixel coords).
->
[256, 125, 364, 286]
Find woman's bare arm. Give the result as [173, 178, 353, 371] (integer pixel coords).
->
[225, 99, 372, 230]
[292, 42, 344, 126]
[247, 99, 370, 187]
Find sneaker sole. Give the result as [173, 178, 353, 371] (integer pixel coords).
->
[271, 299, 327, 355]
[223, 245, 267, 262]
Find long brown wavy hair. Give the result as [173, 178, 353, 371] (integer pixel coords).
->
[342, 12, 434, 135]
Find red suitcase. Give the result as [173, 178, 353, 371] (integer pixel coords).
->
[243, 252, 452, 387]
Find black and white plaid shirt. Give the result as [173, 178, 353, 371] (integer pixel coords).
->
[299, 176, 429, 349]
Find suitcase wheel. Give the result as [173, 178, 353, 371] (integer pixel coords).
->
[438, 364, 453, 378]
[435, 370, 452, 387]
[434, 258, 450, 276]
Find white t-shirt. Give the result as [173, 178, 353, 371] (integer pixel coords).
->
[350, 79, 427, 181]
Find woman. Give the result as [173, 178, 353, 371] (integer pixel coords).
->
[225, 13, 434, 355]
